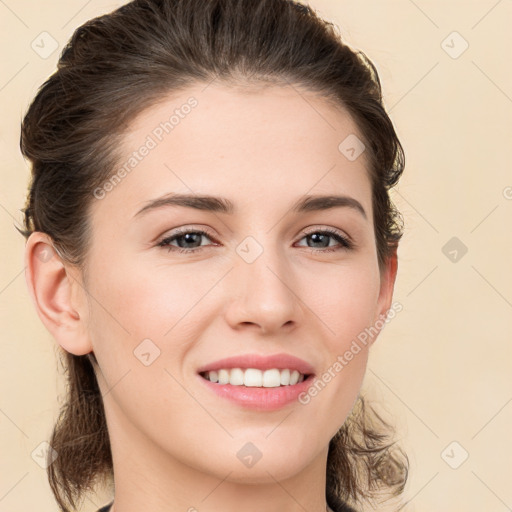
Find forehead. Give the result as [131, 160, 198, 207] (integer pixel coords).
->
[91, 82, 372, 224]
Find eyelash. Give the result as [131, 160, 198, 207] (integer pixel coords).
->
[156, 227, 354, 254]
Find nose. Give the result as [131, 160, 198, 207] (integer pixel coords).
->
[224, 241, 301, 335]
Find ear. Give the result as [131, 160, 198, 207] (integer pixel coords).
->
[370, 246, 399, 344]
[24, 232, 93, 356]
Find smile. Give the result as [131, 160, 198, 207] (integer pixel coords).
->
[200, 368, 308, 387]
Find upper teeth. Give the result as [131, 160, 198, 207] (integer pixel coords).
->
[202, 368, 305, 387]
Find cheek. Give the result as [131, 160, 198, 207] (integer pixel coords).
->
[310, 261, 381, 349]
[85, 262, 204, 431]
[300, 262, 379, 413]
[299, 266, 379, 431]
[88, 253, 209, 337]
[85, 255, 221, 384]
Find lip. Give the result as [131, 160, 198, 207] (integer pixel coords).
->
[197, 372, 314, 411]
[196, 353, 316, 375]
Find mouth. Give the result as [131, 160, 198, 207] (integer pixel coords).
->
[197, 368, 315, 411]
[199, 368, 314, 387]
[195, 353, 316, 410]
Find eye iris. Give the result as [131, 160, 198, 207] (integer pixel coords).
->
[309, 233, 330, 248]
[177, 232, 202, 248]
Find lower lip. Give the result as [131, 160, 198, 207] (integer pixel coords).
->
[197, 373, 314, 411]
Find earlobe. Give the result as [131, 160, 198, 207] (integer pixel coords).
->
[24, 232, 93, 356]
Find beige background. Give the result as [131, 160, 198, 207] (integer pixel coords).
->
[1, 1, 511, 511]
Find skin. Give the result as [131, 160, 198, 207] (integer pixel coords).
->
[25, 82, 397, 512]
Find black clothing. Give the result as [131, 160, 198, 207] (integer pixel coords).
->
[95, 495, 357, 512]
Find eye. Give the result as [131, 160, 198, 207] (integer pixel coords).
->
[156, 227, 354, 254]
[157, 228, 217, 254]
[296, 228, 353, 253]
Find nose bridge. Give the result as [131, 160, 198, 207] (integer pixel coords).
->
[227, 233, 299, 332]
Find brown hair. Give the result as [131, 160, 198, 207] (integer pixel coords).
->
[18, 0, 408, 510]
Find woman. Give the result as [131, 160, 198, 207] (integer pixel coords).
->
[19, 0, 408, 511]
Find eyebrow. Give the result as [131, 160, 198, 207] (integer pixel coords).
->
[133, 193, 367, 220]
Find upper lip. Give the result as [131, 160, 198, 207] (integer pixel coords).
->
[197, 353, 315, 375]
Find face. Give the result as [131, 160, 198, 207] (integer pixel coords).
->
[51, 82, 396, 485]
